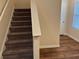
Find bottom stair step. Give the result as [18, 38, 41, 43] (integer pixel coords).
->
[3, 53, 33, 59]
[3, 47, 33, 56]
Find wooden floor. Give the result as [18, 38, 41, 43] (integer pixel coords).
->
[40, 35, 79, 59]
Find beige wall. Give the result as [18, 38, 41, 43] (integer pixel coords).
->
[35, 0, 61, 48]
[14, 0, 30, 9]
[0, 0, 14, 58]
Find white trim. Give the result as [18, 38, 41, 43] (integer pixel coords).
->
[0, 0, 9, 21]
[33, 37, 40, 59]
[66, 33, 79, 42]
[40, 45, 60, 49]
[60, 33, 67, 36]
[31, 0, 41, 37]
[0, 6, 14, 59]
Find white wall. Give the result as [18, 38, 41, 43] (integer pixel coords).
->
[0, 0, 14, 59]
[60, 0, 68, 34]
[14, 0, 30, 9]
[66, 0, 79, 42]
[35, 0, 61, 48]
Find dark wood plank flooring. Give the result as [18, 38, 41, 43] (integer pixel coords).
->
[40, 35, 79, 59]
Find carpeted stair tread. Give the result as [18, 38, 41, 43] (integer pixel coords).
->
[10, 25, 32, 28]
[13, 12, 31, 16]
[3, 47, 33, 56]
[14, 9, 31, 12]
[12, 20, 31, 23]
[10, 26, 32, 33]
[8, 32, 32, 35]
[12, 16, 31, 21]
[8, 34, 32, 40]
[6, 38, 32, 45]
[3, 53, 33, 59]
[13, 16, 31, 18]
[11, 21, 31, 26]
[6, 42, 33, 48]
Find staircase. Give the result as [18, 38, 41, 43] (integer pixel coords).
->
[2, 9, 33, 59]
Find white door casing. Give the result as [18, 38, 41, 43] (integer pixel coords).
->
[60, 0, 68, 35]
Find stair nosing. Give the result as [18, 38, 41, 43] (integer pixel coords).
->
[3, 53, 33, 57]
[6, 39, 32, 44]
[8, 32, 32, 35]
[14, 9, 31, 12]
[3, 48, 33, 56]
[14, 16, 31, 17]
[11, 20, 31, 23]
[13, 16, 31, 17]
[14, 12, 31, 13]
[10, 26, 32, 28]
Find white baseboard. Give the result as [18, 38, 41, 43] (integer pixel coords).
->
[65, 33, 79, 42]
[40, 33, 79, 49]
[40, 45, 60, 49]
[0, 7, 14, 59]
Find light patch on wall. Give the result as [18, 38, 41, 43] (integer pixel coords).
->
[72, 0, 79, 29]
[73, 16, 79, 29]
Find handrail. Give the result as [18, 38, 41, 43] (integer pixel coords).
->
[0, 0, 7, 16]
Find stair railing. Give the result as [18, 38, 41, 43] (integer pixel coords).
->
[0, 0, 8, 16]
